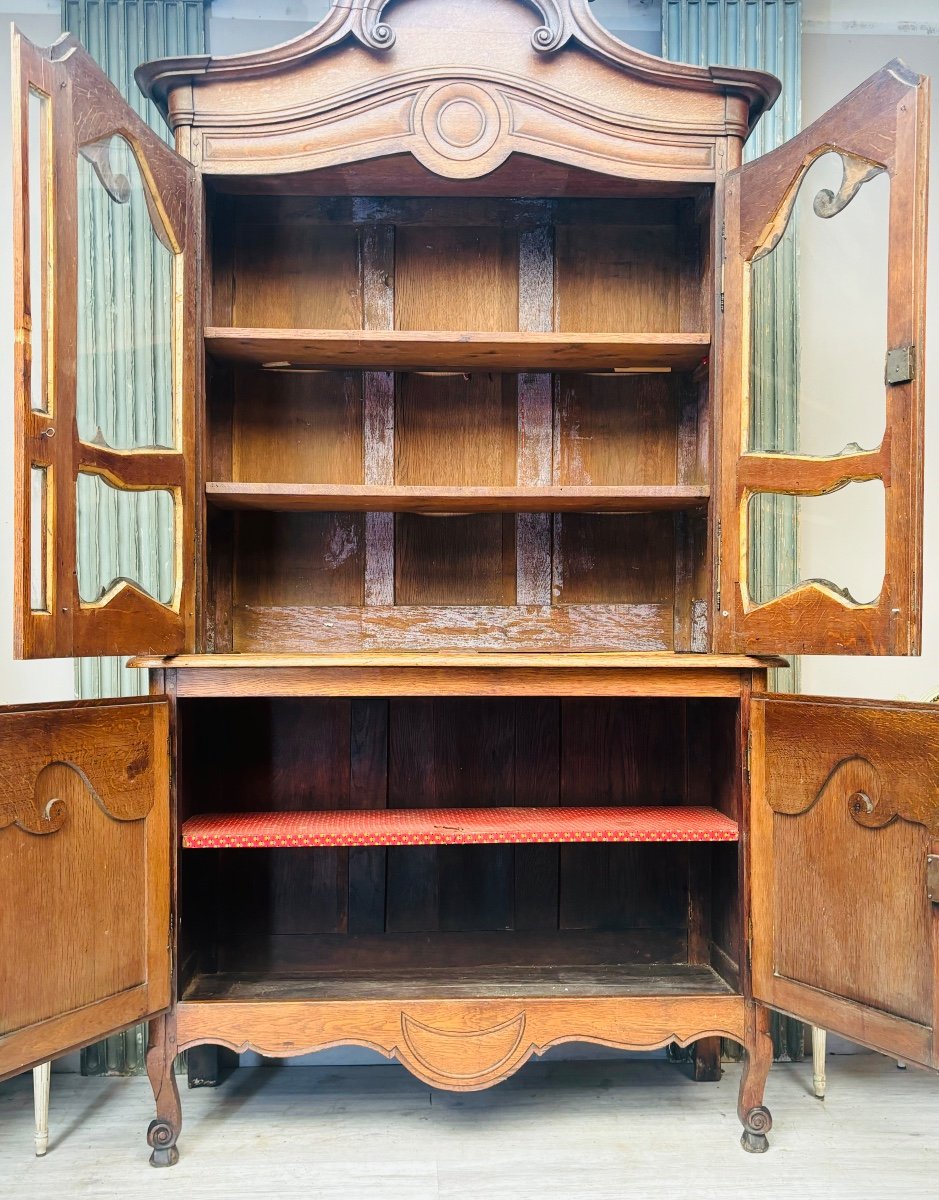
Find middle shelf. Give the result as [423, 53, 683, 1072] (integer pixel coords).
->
[205, 482, 710, 514]
[181, 806, 739, 849]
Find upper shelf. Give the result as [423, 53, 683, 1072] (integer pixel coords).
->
[206, 483, 710, 514]
[204, 328, 711, 373]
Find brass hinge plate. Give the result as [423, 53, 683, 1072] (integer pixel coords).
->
[720, 518, 730, 614]
[927, 856, 939, 903]
[886, 345, 916, 385]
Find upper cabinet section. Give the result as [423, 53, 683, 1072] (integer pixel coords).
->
[13, 34, 199, 659]
[717, 62, 929, 656]
[136, 0, 779, 186]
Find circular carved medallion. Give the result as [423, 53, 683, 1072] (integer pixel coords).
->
[417, 83, 503, 163]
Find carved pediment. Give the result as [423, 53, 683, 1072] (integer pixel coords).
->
[136, 0, 779, 181]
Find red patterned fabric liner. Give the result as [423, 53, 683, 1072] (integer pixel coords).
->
[182, 806, 739, 849]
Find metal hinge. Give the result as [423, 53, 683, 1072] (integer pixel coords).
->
[927, 856, 939, 903]
[746, 726, 752, 781]
[746, 915, 753, 976]
[719, 222, 726, 313]
[885, 344, 916, 385]
[720, 518, 730, 614]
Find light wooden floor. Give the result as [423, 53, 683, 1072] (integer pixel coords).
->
[0, 1056, 935, 1199]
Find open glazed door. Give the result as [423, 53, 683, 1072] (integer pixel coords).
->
[0, 699, 171, 1081]
[718, 63, 929, 654]
[750, 694, 939, 1068]
[12, 32, 197, 658]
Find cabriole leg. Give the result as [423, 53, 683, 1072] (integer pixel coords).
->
[146, 1014, 181, 1167]
[738, 1002, 773, 1153]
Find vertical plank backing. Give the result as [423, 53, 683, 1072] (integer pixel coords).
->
[386, 699, 517, 934]
[513, 699, 561, 931]
[517, 220, 553, 604]
[348, 699, 389, 934]
[363, 222, 396, 606]
[558, 700, 689, 935]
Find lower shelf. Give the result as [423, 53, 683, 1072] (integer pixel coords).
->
[181, 805, 739, 848]
[183, 963, 735, 1002]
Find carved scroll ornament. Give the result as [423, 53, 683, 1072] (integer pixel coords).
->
[772, 755, 939, 838]
[0, 707, 158, 835]
[753, 148, 886, 263]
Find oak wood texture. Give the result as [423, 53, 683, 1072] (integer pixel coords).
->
[159, 663, 766, 701]
[0, 698, 171, 1083]
[206, 482, 710, 515]
[180, 805, 739, 848]
[13, 33, 198, 659]
[717, 61, 930, 655]
[175, 993, 747, 1093]
[183, 963, 736, 1001]
[750, 693, 939, 1069]
[205, 329, 710, 372]
[132, 652, 782, 669]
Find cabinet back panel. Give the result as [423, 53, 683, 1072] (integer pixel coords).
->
[395, 226, 520, 331]
[555, 223, 683, 333]
[233, 512, 365, 607]
[556, 374, 679, 486]
[395, 372, 517, 486]
[231, 370, 364, 484]
[230, 225, 363, 329]
[554, 513, 676, 605]
[395, 514, 516, 606]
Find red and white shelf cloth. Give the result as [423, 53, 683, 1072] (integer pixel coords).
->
[181, 805, 739, 849]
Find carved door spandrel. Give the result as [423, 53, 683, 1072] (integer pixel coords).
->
[13, 32, 197, 659]
[750, 694, 939, 1069]
[718, 62, 929, 655]
[0, 698, 171, 1082]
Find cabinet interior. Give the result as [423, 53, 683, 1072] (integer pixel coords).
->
[204, 192, 714, 654]
[176, 695, 742, 1001]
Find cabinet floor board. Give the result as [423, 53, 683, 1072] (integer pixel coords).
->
[182, 963, 735, 1002]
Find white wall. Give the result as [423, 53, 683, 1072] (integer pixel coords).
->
[0, 3, 74, 704]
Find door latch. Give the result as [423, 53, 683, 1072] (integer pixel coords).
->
[927, 855, 939, 903]
[885, 345, 916, 385]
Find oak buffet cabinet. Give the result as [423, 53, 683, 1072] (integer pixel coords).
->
[2, 0, 936, 1165]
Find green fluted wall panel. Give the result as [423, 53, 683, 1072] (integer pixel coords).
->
[65, 0, 207, 1076]
[663, 0, 804, 1063]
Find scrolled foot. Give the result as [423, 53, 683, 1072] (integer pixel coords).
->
[740, 1105, 772, 1153]
[147, 1118, 180, 1168]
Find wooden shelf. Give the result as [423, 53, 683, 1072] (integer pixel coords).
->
[204, 328, 710, 372]
[181, 806, 739, 849]
[206, 482, 710, 514]
[182, 962, 736, 1002]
